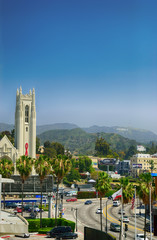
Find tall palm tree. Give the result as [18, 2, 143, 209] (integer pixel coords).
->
[137, 173, 155, 240]
[119, 177, 134, 204]
[34, 155, 51, 228]
[95, 172, 111, 231]
[51, 155, 71, 226]
[0, 158, 14, 209]
[16, 155, 33, 216]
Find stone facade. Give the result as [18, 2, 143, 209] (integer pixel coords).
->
[15, 87, 36, 158]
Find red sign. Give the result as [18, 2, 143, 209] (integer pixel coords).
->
[25, 143, 28, 156]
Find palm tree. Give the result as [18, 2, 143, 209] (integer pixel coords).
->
[16, 155, 33, 216]
[51, 155, 71, 226]
[0, 158, 14, 209]
[137, 173, 155, 240]
[95, 171, 111, 231]
[119, 177, 134, 204]
[34, 155, 51, 228]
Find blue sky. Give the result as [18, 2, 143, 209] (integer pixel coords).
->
[0, 0, 157, 133]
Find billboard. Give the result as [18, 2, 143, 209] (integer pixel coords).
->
[132, 164, 142, 169]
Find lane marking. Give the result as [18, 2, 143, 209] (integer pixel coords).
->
[103, 204, 144, 232]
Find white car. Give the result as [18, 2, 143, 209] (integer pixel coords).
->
[118, 209, 125, 215]
[96, 208, 103, 214]
[119, 216, 129, 223]
[135, 234, 149, 240]
[113, 201, 120, 207]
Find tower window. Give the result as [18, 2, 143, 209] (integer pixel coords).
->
[26, 127, 28, 132]
[25, 105, 29, 123]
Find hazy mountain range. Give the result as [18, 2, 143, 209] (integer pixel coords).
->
[1, 122, 157, 143]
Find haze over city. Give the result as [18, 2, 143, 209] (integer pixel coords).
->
[0, 0, 157, 133]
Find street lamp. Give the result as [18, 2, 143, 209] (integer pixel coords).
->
[105, 199, 109, 232]
[71, 207, 78, 232]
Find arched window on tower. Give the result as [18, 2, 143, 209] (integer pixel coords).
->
[25, 105, 29, 123]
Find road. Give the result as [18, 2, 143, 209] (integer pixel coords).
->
[63, 198, 156, 240]
[3, 197, 157, 240]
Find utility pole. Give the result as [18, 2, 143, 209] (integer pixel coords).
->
[71, 207, 78, 232]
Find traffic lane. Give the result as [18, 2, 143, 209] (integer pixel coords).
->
[106, 204, 149, 240]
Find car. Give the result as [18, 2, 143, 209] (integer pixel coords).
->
[6, 202, 18, 209]
[108, 196, 112, 200]
[110, 223, 121, 232]
[66, 198, 77, 202]
[118, 209, 125, 215]
[85, 200, 92, 205]
[56, 232, 78, 239]
[15, 233, 30, 238]
[135, 234, 149, 240]
[96, 208, 103, 214]
[144, 222, 154, 232]
[28, 205, 41, 212]
[113, 201, 120, 207]
[46, 226, 78, 239]
[66, 192, 73, 197]
[119, 216, 129, 223]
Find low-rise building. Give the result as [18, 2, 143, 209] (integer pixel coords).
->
[130, 153, 157, 177]
[116, 160, 130, 176]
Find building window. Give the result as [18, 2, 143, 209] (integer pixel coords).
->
[26, 127, 28, 132]
[25, 105, 29, 123]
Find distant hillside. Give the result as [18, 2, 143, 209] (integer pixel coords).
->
[83, 125, 157, 143]
[37, 123, 78, 135]
[0, 123, 14, 132]
[37, 128, 138, 155]
[1, 122, 157, 143]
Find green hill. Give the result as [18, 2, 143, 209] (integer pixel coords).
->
[38, 128, 138, 155]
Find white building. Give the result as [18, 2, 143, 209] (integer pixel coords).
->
[130, 153, 157, 177]
[137, 145, 146, 152]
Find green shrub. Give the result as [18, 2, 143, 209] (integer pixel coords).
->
[77, 191, 97, 199]
[38, 227, 52, 233]
[27, 218, 75, 233]
[27, 219, 40, 232]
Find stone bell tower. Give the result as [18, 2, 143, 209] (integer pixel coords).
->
[15, 87, 36, 158]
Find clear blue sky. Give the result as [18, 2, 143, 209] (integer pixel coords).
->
[0, 0, 157, 133]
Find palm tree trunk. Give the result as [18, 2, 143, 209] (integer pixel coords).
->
[100, 195, 102, 231]
[40, 181, 43, 228]
[144, 204, 146, 240]
[55, 182, 59, 226]
[3, 183, 5, 209]
[21, 180, 24, 216]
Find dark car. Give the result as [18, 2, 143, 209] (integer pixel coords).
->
[6, 202, 18, 209]
[110, 223, 121, 232]
[46, 226, 78, 239]
[108, 196, 112, 200]
[144, 222, 154, 232]
[84, 200, 92, 205]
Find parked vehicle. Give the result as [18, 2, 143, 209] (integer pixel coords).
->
[113, 201, 120, 207]
[46, 226, 78, 239]
[110, 223, 121, 232]
[66, 198, 77, 202]
[144, 222, 154, 232]
[6, 202, 18, 209]
[14, 207, 22, 213]
[84, 200, 92, 205]
[15, 233, 30, 238]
